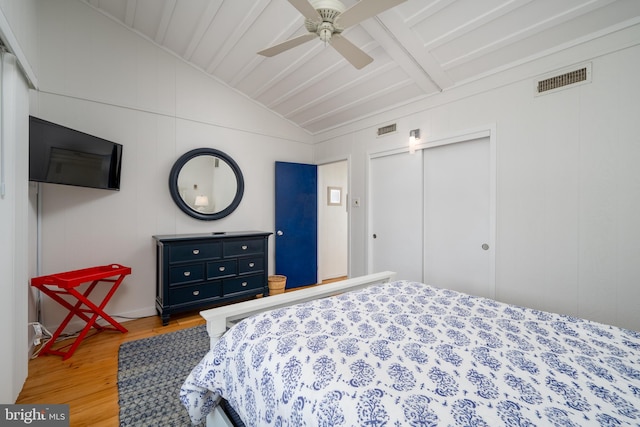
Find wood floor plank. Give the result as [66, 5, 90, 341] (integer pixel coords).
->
[16, 279, 342, 426]
[16, 311, 205, 427]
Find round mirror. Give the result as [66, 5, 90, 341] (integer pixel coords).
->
[169, 148, 244, 220]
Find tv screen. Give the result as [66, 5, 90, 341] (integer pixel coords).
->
[29, 116, 123, 190]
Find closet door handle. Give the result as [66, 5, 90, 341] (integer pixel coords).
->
[192, 249, 200, 255]
[183, 271, 191, 277]
[241, 245, 248, 250]
[219, 266, 225, 272]
[249, 262, 255, 268]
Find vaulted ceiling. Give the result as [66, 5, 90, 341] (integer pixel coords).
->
[82, 0, 640, 135]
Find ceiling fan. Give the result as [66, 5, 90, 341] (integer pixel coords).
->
[258, 0, 407, 69]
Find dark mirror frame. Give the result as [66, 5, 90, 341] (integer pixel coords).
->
[169, 148, 244, 221]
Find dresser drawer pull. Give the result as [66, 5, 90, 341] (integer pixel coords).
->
[242, 282, 248, 287]
[248, 262, 255, 268]
[192, 249, 200, 255]
[241, 245, 248, 250]
[183, 271, 191, 277]
[192, 290, 200, 296]
[219, 266, 226, 272]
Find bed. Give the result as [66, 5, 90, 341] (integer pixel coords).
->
[181, 273, 640, 426]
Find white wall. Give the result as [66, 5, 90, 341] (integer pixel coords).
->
[0, 52, 30, 402]
[0, 0, 38, 87]
[0, 0, 37, 404]
[31, 0, 313, 331]
[314, 29, 640, 331]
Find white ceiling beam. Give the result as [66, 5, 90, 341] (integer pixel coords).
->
[423, 0, 533, 51]
[298, 78, 415, 128]
[232, 16, 312, 91]
[155, 0, 177, 45]
[264, 38, 378, 109]
[441, 0, 616, 70]
[124, 0, 137, 27]
[153, 0, 177, 45]
[363, 10, 451, 92]
[281, 60, 397, 118]
[183, 0, 224, 61]
[264, 39, 382, 110]
[403, 0, 456, 28]
[205, 0, 271, 74]
[249, 40, 324, 101]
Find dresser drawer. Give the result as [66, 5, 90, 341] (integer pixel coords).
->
[169, 264, 204, 285]
[207, 260, 237, 279]
[170, 242, 221, 263]
[170, 283, 222, 305]
[238, 257, 264, 274]
[223, 275, 264, 295]
[223, 239, 264, 257]
[154, 231, 271, 325]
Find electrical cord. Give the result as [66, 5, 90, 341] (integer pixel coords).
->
[29, 322, 53, 359]
[29, 314, 157, 359]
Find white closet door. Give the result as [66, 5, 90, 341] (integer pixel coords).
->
[369, 152, 423, 282]
[423, 137, 493, 298]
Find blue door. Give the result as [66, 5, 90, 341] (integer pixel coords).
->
[275, 161, 317, 289]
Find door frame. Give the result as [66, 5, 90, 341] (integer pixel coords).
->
[316, 155, 352, 281]
[367, 124, 496, 298]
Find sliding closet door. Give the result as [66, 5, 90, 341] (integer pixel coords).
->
[423, 137, 493, 298]
[369, 152, 423, 282]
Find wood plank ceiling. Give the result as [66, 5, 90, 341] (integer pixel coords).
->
[83, 0, 640, 135]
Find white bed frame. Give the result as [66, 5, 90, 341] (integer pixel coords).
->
[198, 271, 396, 426]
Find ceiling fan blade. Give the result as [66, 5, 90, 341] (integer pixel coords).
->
[336, 0, 407, 29]
[330, 34, 373, 69]
[258, 33, 318, 57]
[287, 0, 322, 21]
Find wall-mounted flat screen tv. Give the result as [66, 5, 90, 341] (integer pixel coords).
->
[29, 116, 123, 191]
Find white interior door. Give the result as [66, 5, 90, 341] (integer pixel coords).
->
[423, 137, 493, 298]
[369, 152, 423, 282]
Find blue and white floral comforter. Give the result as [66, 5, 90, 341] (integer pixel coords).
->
[180, 280, 640, 426]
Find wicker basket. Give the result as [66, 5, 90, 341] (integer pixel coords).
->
[268, 275, 287, 295]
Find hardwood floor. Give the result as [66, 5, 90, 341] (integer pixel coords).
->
[15, 277, 346, 426]
[16, 311, 205, 427]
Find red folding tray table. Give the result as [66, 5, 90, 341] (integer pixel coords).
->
[30, 264, 131, 360]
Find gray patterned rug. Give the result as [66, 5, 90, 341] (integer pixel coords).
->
[117, 324, 209, 426]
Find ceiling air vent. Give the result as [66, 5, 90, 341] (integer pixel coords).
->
[535, 63, 591, 96]
[377, 123, 397, 136]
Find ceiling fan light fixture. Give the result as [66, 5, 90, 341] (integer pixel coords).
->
[317, 22, 334, 42]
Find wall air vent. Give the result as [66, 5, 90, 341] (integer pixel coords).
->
[535, 63, 591, 96]
[377, 123, 397, 136]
